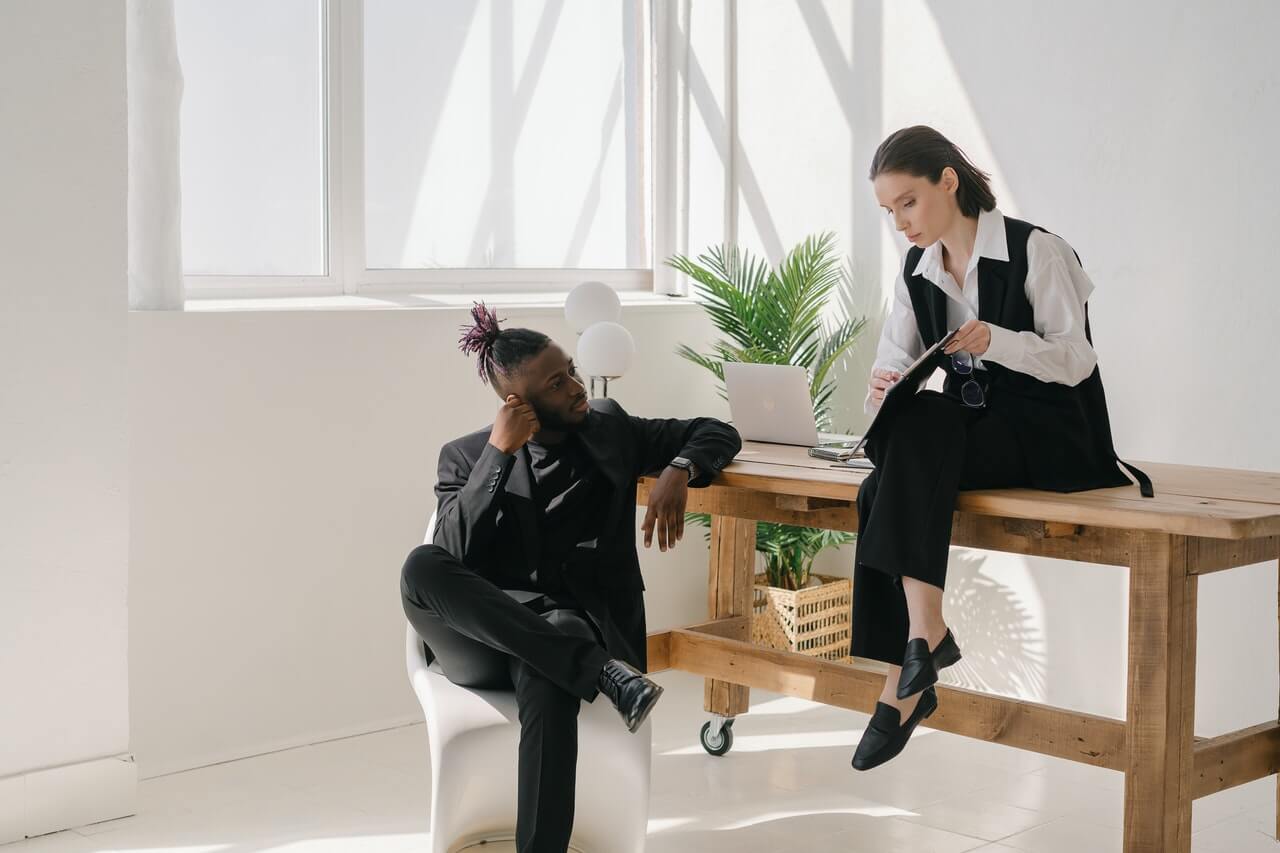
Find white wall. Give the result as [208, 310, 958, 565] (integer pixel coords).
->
[0, 0, 132, 837]
[128, 303, 728, 776]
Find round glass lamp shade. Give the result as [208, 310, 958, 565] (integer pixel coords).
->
[576, 321, 635, 379]
[565, 281, 622, 333]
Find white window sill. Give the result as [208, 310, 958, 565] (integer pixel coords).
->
[179, 290, 706, 314]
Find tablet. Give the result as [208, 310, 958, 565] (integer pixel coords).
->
[850, 328, 960, 457]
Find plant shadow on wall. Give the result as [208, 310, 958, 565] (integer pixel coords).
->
[940, 549, 1048, 700]
[668, 233, 866, 590]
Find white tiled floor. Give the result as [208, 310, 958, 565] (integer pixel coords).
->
[7, 672, 1279, 852]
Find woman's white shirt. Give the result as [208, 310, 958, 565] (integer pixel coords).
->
[865, 207, 1099, 413]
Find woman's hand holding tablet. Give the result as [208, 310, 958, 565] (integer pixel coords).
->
[869, 368, 903, 407]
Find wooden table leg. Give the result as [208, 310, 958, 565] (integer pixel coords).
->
[1276, 543, 1280, 841]
[704, 514, 755, 717]
[1124, 532, 1197, 852]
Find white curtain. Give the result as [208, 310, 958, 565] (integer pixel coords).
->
[127, 0, 185, 310]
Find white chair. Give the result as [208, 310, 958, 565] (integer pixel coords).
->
[406, 511, 651, 853]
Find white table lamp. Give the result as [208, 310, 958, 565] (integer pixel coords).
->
[565, 281, 622, 333]
[576, 321, 635, 398]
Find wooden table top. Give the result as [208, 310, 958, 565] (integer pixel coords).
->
[704, 442, 1280, 540]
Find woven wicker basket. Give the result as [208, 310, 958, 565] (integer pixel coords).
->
[751, 573, 852, 661]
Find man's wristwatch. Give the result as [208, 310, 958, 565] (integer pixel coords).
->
[668, 456, 699, 481]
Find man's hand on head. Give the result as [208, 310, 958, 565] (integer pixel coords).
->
[642, 465, 690, 552]
[490, 394, 540, 455]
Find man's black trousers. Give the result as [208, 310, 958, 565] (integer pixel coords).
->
[401, 544, 613, 853]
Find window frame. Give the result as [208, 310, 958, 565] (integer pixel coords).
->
[182, 0, 664, 301]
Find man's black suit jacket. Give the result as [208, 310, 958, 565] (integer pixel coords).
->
[431, 397, 742, 670]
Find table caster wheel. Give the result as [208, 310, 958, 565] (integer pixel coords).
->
[700, 719, 734, 756]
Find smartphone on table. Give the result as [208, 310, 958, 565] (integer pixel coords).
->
[807, 439, 863, 462]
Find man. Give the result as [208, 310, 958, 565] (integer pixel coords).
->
[400, 303, 741, 853]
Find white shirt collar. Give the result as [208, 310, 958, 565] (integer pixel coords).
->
[912, 207, 1009, 281]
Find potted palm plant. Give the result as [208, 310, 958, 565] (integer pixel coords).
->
[669, 233, 867, 660]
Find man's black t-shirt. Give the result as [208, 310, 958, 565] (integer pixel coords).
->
[524, 435, 610, 595]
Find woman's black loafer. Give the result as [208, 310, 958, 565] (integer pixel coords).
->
[851, 686, 938, 771]
[896, 629, 961, 700]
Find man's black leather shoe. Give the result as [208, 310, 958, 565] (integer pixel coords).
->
[896, 628, 961, 700]
[597, 659, 664, 733]
[851, 687, 938, 771]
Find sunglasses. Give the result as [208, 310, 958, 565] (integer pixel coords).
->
[950, 351, 986, 408]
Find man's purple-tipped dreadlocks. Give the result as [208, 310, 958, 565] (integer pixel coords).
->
[458, 301, 504, 384]
[457, 301, 551, 388]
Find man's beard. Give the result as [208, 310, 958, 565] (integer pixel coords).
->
[532, 400, 588, 433]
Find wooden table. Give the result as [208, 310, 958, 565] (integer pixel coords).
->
[639, 441, 1280, 853]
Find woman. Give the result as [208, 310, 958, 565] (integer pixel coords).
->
[849, 125, 1150, 771]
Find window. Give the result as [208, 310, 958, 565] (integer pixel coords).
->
[364, 1, 650, 271]
[175, 0, 654, 296]
[175, 0, 326, 277]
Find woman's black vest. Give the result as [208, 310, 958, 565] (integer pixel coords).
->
[902, 216, 1152, 496]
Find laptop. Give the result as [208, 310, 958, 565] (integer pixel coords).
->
[722, 330, 959, 467]
[722, 363, 856, 447]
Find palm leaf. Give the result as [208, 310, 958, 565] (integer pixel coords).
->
[669, 232, 871, 564]
[675, 343, 726, 382]
[810, 317, 869, 395]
